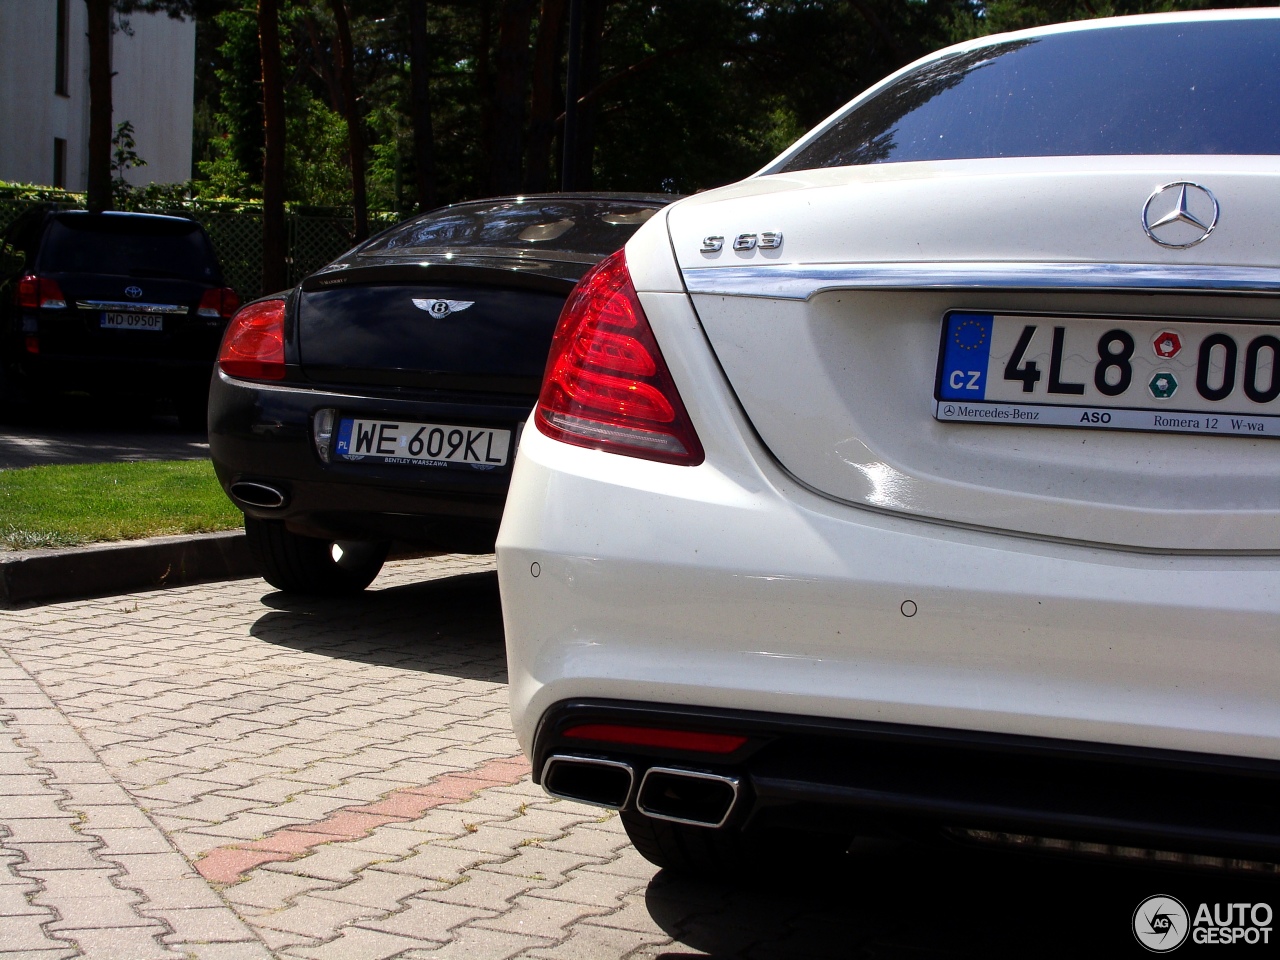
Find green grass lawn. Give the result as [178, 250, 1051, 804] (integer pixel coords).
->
[0, 460, 243, 549]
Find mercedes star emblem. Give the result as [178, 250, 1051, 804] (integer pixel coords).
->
[412, 298, 474, 318]
[1142, 181, 1219, 249]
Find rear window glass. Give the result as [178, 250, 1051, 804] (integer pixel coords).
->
[39, 215, 219, 281]
[777, 18, 1280, 172]
[362, 199, 663, 258]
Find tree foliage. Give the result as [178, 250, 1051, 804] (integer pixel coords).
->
[186, 0, 1269, 212]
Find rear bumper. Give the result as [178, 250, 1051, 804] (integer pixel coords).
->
[15, 351, 213, 396]
[534, 699, 1280, 859]
[208, 370, 532, 547]
[498, 423, 1280, 774]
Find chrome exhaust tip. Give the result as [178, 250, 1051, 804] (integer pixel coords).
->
[230, 481, 287, 509]
[541, 755, 634, 809]
[636, 767, 740, 828]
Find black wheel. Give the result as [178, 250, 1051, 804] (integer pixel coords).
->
[620, 809, 761, 875]
[244, 516, 389, 595]
[0, 356, 28, 423]
[175, 390, 209, 433]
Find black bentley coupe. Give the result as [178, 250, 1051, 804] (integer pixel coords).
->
[209, 193, 672, 595]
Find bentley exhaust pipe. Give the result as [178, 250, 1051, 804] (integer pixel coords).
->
[541, 756, 634, 809]
[636, 767, 740, 828]
[230, 481, 287, 509]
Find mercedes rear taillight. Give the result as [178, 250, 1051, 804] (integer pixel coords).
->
[16, 275, 66, 310]
[535, 250, 703, 465]
[218, 299, 286, 381]
[198, 286, 242, 319]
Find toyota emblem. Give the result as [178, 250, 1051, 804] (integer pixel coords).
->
[124, 285, 144, 299]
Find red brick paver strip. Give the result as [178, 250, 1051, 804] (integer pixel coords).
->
[197, 754, 531, 884]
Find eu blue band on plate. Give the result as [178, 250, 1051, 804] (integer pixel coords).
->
[335, 418, 353, 456]
[939, 313, 994, 400]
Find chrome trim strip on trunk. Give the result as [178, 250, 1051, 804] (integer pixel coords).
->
[75, 300, 190, 314]
[682, 263, 1280, 300]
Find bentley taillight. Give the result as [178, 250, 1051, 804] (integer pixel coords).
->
[218, 299, 286, 381]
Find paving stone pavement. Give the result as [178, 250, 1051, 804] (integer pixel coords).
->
[3, 554, 1277, 960]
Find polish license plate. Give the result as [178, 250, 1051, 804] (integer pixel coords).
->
[335, 418, 512, 469]
[934, 312, 1280, 439]
[101, 312, 163, 331]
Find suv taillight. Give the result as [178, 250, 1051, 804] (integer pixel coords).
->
[198, 286, 241, 319]
[218, 299, 286, 381]
[535, 249, 703, 465]
[16, 274, 66, 310]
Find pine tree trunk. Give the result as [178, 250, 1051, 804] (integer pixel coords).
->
[407, 0, 437, 212]
[524, 0, 565, 192]
[259, 0, 288, 293]
[84, 0, 113, 212]
[329, 0, 368, 242]
[489, 0, 537, 195]
[572, 0, 606, 191]
[304, 12, 343, 114]
[476, 0, 494, 188]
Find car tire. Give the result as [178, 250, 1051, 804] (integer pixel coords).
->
[0, 358, 27, 422]
[244, 516, 389, 595]
[175, 391, 209, 433]
[620, 809, 760, 875]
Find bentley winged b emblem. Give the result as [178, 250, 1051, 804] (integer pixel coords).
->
[412, 298, 475, 318]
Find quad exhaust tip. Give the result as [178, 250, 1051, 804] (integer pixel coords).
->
[636, 766, 740, 828]
[542, 755, 634, 810]
[230, 481, 287, 509]
[540, 757, 741, 828]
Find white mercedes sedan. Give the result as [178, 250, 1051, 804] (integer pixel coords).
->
[497, 10, 1280, 873]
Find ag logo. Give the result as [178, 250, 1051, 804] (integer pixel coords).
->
[412, 298, 474, 318]
[1134, 895, 1190, 953]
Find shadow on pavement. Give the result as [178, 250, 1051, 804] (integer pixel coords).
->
[644, 836, 1280, 959]
[0, 395, 207, 469]
[250, 570, 506, 682]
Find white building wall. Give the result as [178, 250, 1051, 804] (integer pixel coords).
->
[0, 0, 87, 188]
[112, 9, 196, 187]
[0, 0, 194, 190]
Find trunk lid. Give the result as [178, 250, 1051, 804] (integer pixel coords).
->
[668, 156, 1280, 551]
[296, 258, 578, 396]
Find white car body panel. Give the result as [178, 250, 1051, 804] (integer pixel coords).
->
[498, 10, 1280, 822]
[499, 214, 1280, 763]
[666, 158, 1280, 550]
[502, 421, 1280, 763]
[671, 157, 1280, 274]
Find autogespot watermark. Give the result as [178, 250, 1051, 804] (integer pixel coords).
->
[1133, 895, 1274, 952]
[1134, 896, 1190, 952]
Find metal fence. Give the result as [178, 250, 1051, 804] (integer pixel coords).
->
[0, 199, 403, 300]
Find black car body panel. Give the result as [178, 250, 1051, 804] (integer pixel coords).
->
[298, 281, 566, 393]
[210, 369, 529, 545]
[209, 193, 674, 555]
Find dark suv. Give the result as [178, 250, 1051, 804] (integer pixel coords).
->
[0, 209, 239, 428]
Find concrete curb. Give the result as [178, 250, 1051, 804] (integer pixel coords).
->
[0, 530, 256, 607]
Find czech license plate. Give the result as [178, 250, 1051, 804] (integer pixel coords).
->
[101, 312, 163, 331]
[335, 418, 512, 469]
[934, 312, 1280, 439]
